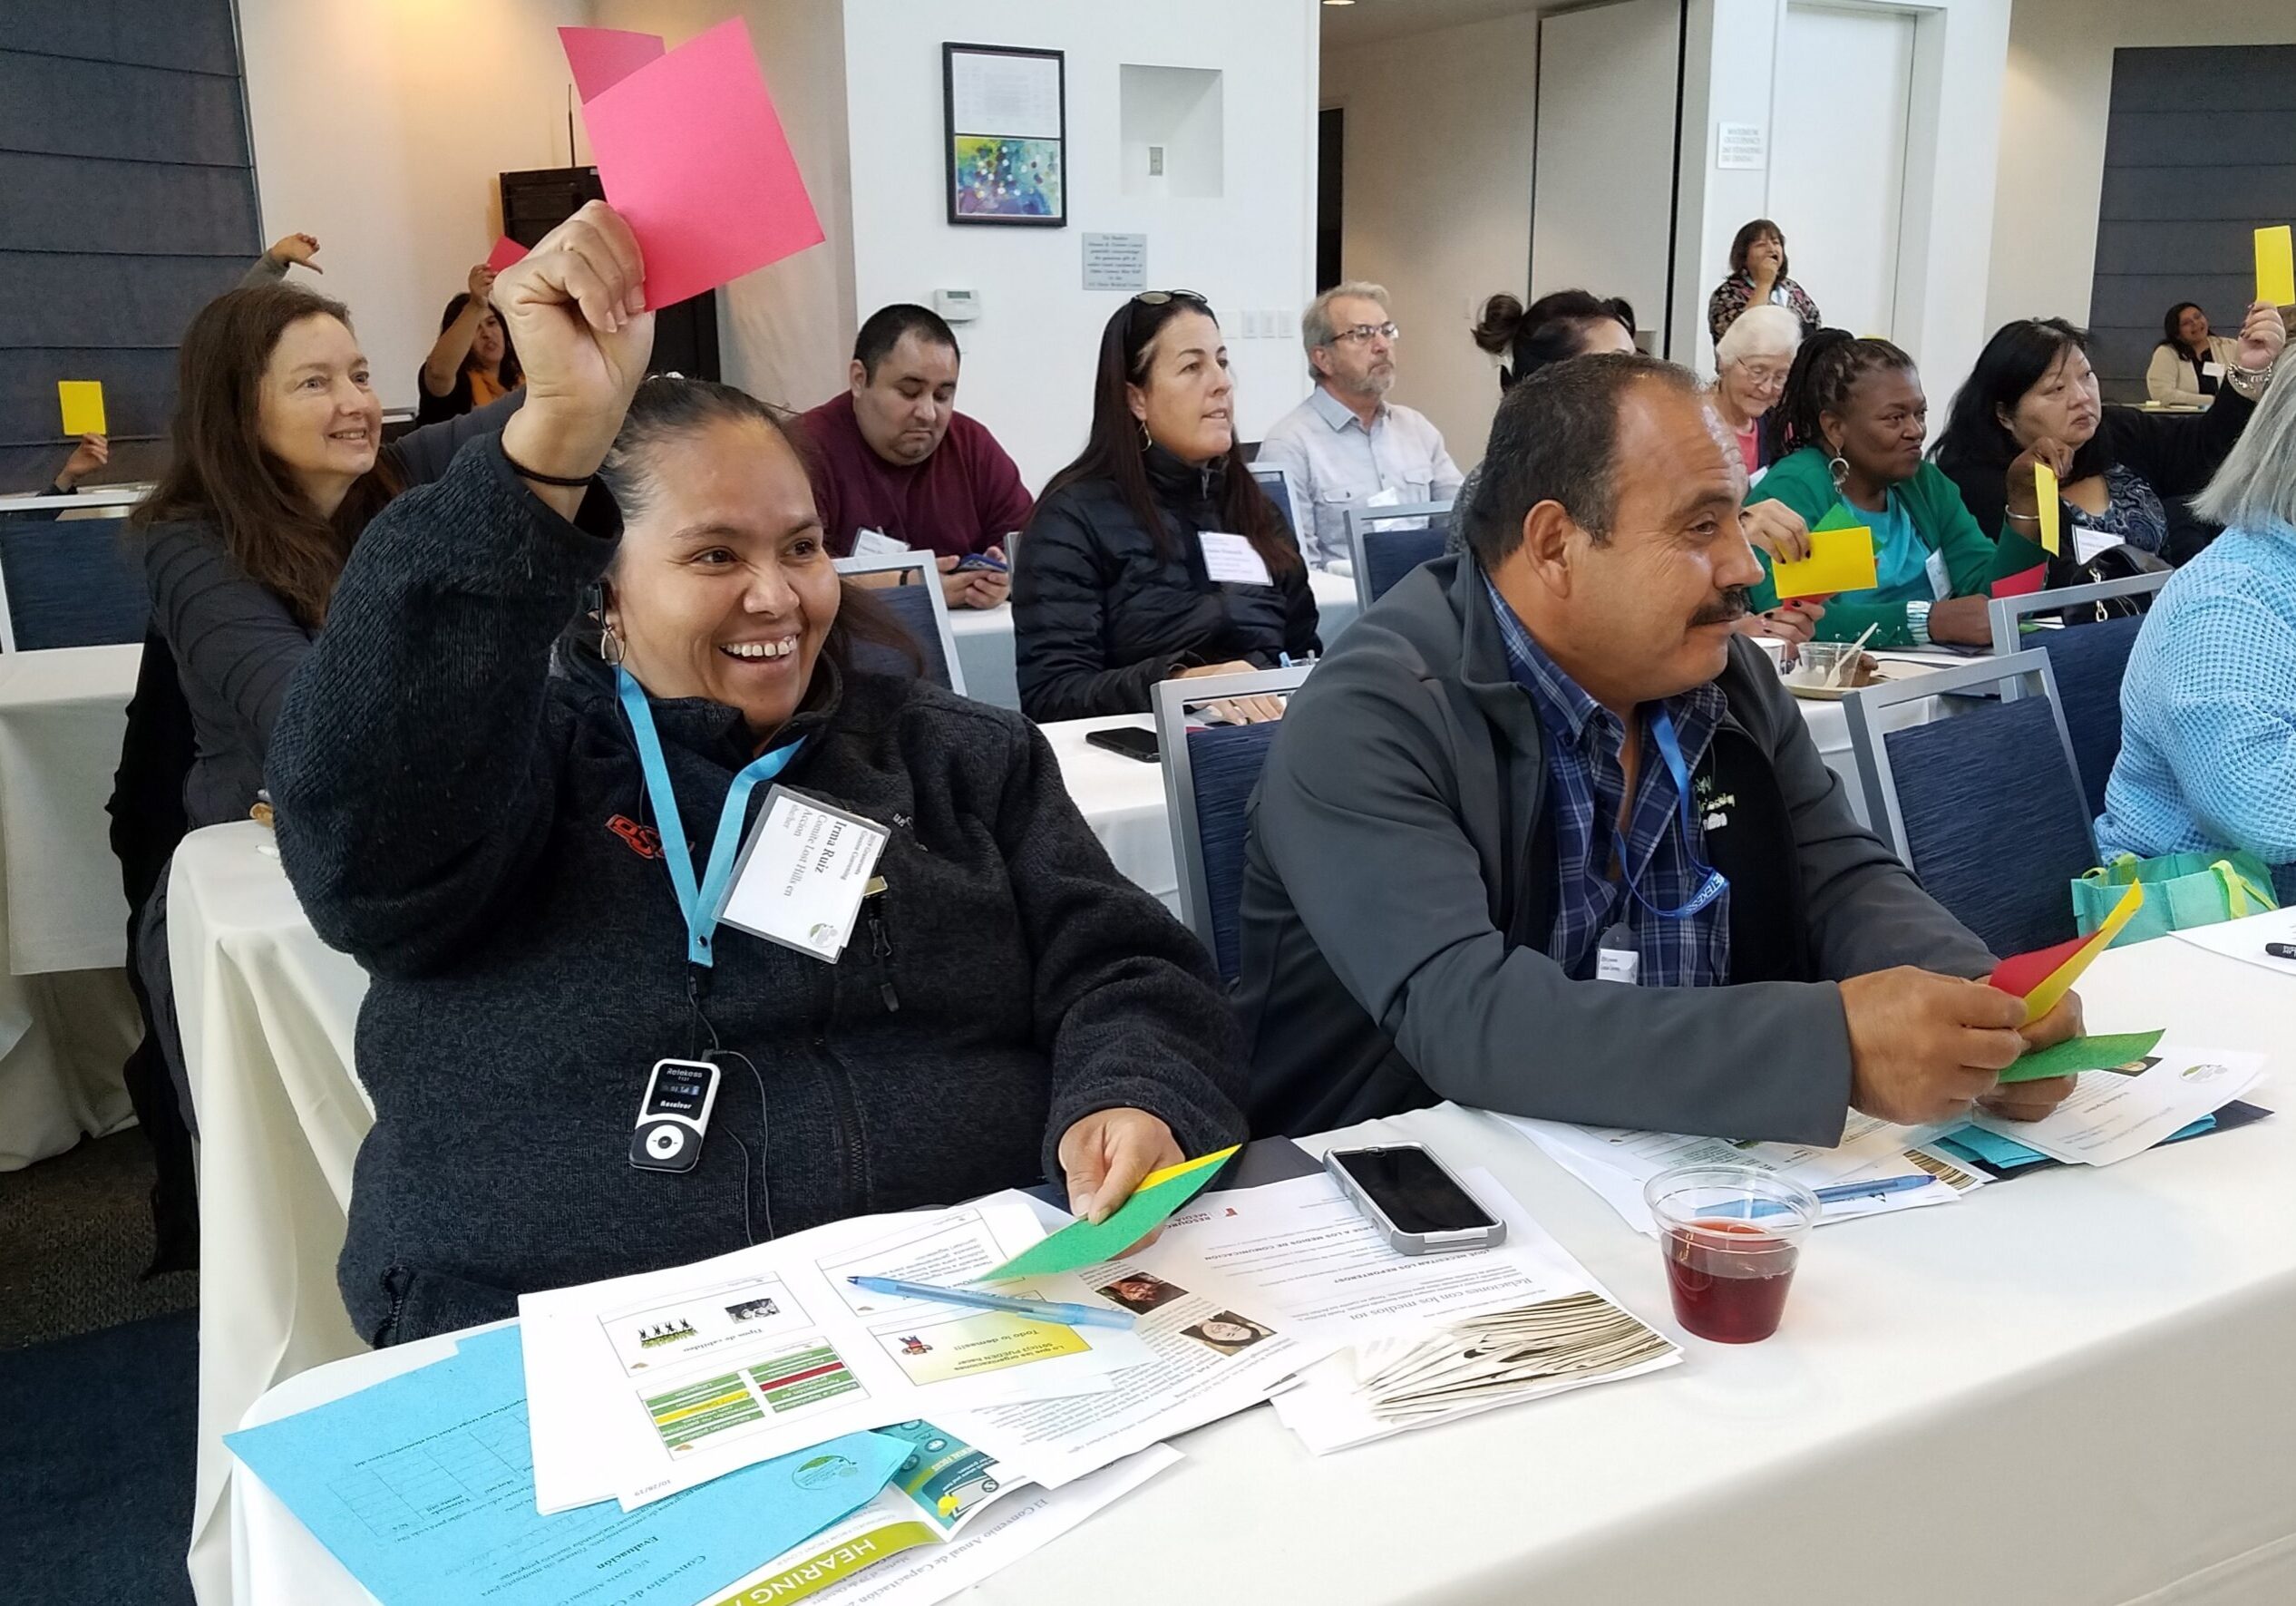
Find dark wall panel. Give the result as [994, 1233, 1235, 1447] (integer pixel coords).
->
[0, 0, 258, 492]
[2087, 44, 2296, 404]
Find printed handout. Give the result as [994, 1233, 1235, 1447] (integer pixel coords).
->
[1970, 1044, 2264, 1166]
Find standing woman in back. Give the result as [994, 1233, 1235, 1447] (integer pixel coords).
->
[1707, 219, 1822, 348]
[1013, 292, 1317, 722]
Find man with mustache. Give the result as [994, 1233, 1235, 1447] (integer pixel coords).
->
[1257, 282, 1463, 574]
[1237, 354, 2082, 1142]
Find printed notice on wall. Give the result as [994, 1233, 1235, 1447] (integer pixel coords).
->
[1082, 233, 1148, 292]
[949, 49, 1063, 138]
[1717, 122, 1766, 170]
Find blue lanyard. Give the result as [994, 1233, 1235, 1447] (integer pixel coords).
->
[616, 667, 805, 967]
[1622, 707, 1728, 921]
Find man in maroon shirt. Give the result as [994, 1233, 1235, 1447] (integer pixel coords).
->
[801, 305, 1034, 609]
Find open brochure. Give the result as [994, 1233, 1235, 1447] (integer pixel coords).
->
[705, 1429, 1181, 1606]
[519, 1199, 1152, 1512]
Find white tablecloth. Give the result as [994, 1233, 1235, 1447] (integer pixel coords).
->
[946, 571, 1363, 714]
[0, 643, 141, 1167]
[1043, 715, 1180, 911]
[170, 822, 374, 1606]
[231, 931, 2296, 1604]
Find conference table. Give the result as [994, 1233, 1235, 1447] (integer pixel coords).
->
[227, 928, 2296, 1604]
[180, 650, 1966, 1605]
[947, 569, 1364, 712]
[0, 642, 141, 1168]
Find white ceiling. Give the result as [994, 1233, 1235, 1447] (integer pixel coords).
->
[1319, 0, 1547, 50]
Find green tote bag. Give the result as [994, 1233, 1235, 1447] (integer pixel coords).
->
[2072, 852, 2281, 949]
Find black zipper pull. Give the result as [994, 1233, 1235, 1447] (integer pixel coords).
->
[865, 902, 899, 1013]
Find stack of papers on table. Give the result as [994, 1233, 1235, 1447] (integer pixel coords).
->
[518, 1198, 1149, 1513]
[1487, 1111, 1981, 1237]
[1959, 1041, 2266, 1167]
[1095, 1163, 1678, 1453]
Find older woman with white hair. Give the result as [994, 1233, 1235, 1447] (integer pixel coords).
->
[1712, 303, 1801, 480]
[2097, 365, 2296, 900]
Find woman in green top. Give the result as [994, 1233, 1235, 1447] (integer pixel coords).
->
[1745, 330, 2052, 647]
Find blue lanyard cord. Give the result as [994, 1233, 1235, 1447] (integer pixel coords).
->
[1621, 707, 1727, 921]
[616, 667, 805, 966]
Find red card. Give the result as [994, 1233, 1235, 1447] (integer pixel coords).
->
[579, 17, 824, 308]
[559, 26, 664, 102]
[1989, 934, 2087, 999]
[484, 236, 529, 275]
[1990, 563, 2047, 599]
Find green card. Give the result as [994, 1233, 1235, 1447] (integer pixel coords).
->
[1997, 1028, 2165, 1084]
[977, 1145, 1240, 1281]
[1814, 502, 1866, 533]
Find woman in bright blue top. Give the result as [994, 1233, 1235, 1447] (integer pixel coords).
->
[2097, 361, 2296, 900]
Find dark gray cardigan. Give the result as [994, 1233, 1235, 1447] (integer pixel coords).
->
[267, 435, 1248, 1345]
[143, 396, 519, 827]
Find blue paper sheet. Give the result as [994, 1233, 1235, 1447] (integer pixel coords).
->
[227, 1326, 905, 1606]
[1936, 1125, 2051, 1169]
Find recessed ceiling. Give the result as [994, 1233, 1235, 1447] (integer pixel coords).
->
[1321, 0, 1547, 50]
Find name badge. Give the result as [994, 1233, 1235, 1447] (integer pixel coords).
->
[852, 528, 912, 558]
[2201, 362, 2224, 379]
[1924, 547, 1951, 600]
[717, 786, 890, 962]
[1595, 922, 1639, 986]
[2074, 528, 2121, 565]
[1199, 531, 1273, 587]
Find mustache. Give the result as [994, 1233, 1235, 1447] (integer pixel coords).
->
[1690, 589, 1752, 628]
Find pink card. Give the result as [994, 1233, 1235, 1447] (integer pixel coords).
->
[559, 26, 664, 102]
[579, 17, 824, 308]
[484, 236, 530, 275]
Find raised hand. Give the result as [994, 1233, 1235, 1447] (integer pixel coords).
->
[466, 264, 498, 302]
[2235, 300, 2286, 373]
[268, 233, 323, 273]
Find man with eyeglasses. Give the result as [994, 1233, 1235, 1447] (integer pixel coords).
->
[1257, 282, 1463, 574]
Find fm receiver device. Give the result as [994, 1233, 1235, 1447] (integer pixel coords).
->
[629, 1057, 720, 1173]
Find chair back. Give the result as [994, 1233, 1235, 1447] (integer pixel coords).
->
[1152, 666, 1313, 982]
[0, 506, 148, 652]
[2038, 615, 2148, 814]
[1984, 570, 2169, 658]
[831, 551, 966, 695]
[1248, 465, 1294, 536]
[1844, 649, 2096, 957]
[1346, 501, 1454, 610]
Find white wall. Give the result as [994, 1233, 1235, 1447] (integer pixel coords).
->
[842, 0, 1320, 490]
[1986, 0, 2296, 332]
[240, 0, 595, 414]
[1322, 11, 1540, 470]
[1671, 0, 2011, 416]
[589, 0, 855, 411]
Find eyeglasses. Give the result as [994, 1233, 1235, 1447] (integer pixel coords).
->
[1732, 360, 1790, 388]
[1133, 289, 1210, 308]
[1331, 322, 1400, 346]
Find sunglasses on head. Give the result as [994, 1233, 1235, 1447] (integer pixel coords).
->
[1133, 289, 1209, 308]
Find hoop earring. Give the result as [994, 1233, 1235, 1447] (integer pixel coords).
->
[600, 619, 626, 667]
[1139, 421, 1153, 453]
[1828, 454, 1851, 491]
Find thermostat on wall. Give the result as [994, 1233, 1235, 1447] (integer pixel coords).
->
[933, 288, 980, 323]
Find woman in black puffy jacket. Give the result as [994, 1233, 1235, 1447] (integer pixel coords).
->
[1014, 291, 1318, 722]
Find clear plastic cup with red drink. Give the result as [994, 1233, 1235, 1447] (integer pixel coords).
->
[1644, 1164, 1819, 1344]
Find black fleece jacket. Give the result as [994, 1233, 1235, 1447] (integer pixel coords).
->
[267, 435, 1247, 1347]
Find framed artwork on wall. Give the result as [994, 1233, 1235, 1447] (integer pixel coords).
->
[943, 43, 1066, 227]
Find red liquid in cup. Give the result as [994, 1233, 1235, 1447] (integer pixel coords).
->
[1663, 1218, 1798, 1343]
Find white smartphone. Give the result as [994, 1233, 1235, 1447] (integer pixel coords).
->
[1323, 1144, 1505, 1256]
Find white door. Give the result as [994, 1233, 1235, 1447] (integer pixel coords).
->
[1531, 0, 1680, 349]
[1768, 3, 1916, 343]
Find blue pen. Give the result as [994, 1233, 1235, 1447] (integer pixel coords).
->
[1719, 1173, 1939, 1221]
[846, 1275, 1135, 1331]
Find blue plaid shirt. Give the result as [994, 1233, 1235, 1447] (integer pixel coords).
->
[1484, 576, 1731, 987]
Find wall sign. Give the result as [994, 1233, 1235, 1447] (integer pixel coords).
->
[944, 43, 1066, 227]
[1717, 122, 1766, 170]
[1081, 233, 1146, 291]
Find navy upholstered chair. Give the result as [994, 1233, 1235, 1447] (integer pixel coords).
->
[1844, 649, 2095, 958]
[1346, 503, 1454, 610]
[2038, 614, 2148, 815]
[1152, 666, 1313, 982]
[831, 550, 966, 695]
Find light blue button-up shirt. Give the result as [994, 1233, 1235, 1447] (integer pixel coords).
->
[1254, 384, 1464, 573]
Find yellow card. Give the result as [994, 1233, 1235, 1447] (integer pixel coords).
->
[1138, 1144, 1240, 1192]
[2259, 226, 2296, 309]
[1770, 524, 1877, 600]
[57, 380, 106, 438]
[2023, 881, 2143, 1025]
[2035, 462, 2061, 556]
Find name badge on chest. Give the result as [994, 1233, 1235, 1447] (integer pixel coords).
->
[1924, 546, 1951, 601]
[1595, 921, 1640, 986]
[717, 786, 891, 961]
[1200, 530, 1273, 587]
